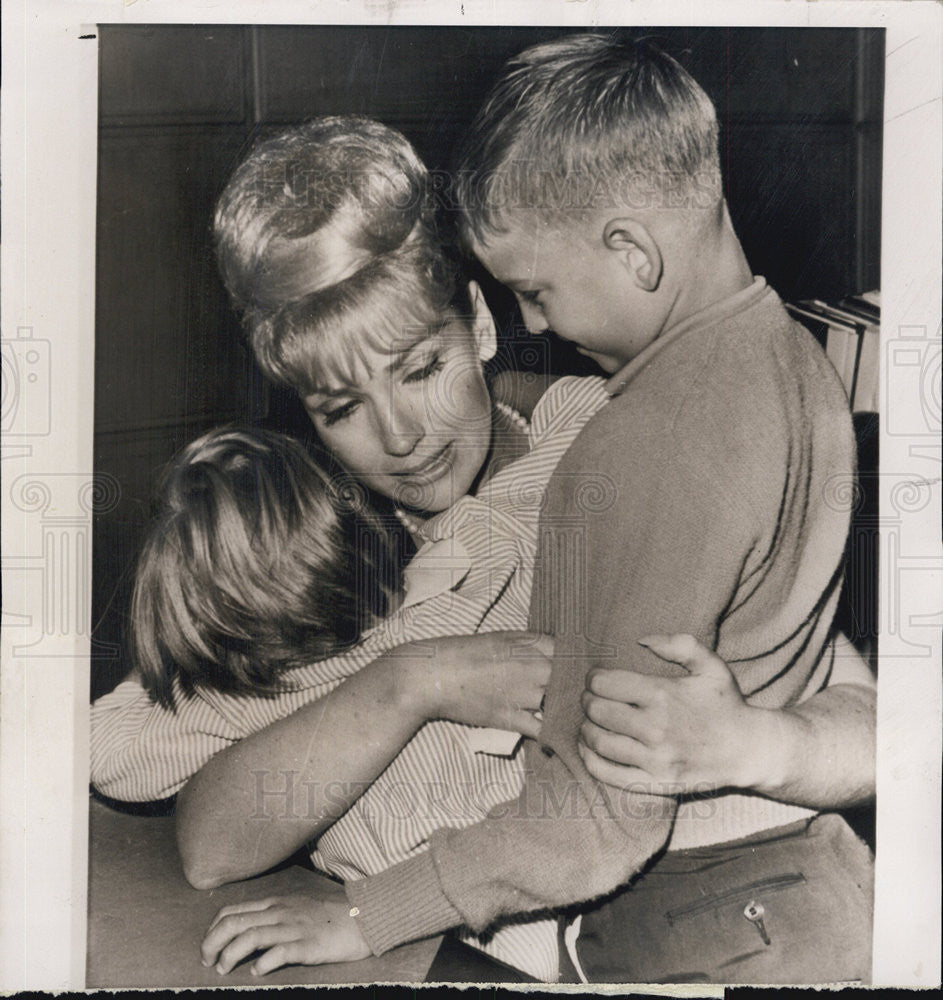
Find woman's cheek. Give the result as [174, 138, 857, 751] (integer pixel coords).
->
[440, 367, 491, 434]
[313, 421, 376, 481]
[427, 354, 484, 428]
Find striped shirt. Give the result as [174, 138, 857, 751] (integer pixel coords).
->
[90, 374, 612, 980]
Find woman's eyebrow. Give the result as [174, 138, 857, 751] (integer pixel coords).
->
[384, 331, 440, 374]
[305, 386, 355, 405]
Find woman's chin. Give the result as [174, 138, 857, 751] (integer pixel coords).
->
[413, 479, 468, 513]
[387, 477, 464, 515]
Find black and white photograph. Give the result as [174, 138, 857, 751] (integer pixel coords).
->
[1, 0, 940, 992]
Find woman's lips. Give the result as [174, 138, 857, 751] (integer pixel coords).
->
[396, 442, 455, 483]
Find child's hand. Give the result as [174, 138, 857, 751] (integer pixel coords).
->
[200, 883, 372, 976]
[578, 634, 759, 796]
[407, 631, 552, 738]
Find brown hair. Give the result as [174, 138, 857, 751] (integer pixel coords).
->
[130, 427, 399, 708]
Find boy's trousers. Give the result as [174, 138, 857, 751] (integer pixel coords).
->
[568, 811, 873, 985]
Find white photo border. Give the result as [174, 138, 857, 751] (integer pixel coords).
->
[1, 0, 940, 991]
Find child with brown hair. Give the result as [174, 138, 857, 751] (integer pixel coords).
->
[129, 426, 398, 709]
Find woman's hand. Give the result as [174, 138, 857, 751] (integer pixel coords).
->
[201, 882, 372, 976]
[578, 633, 757, 796]
[400, 631, 552, 739]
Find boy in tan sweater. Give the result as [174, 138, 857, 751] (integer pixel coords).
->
[201, 35, 874, 983]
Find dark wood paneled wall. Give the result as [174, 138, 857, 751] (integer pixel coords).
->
[92, 25, 883, 698]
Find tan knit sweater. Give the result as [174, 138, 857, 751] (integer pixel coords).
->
[346, 278, 855, 953]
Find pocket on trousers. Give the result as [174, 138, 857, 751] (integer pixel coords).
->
[576, 814, 873, 984]
[666, 871, 807, 925]
[654, 868, 816, 982]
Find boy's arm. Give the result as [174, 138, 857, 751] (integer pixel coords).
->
[579, 632, 876, 809]
[345, 416, 760, 952]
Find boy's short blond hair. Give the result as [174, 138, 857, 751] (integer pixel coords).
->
[455, 34, 723, 245]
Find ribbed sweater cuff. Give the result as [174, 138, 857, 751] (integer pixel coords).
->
[345, 851, 463, 956]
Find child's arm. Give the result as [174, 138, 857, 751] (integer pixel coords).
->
[578, 632, 875, 809]
[329, 364, 857, 961]
[90, 677, 242, 803]
[90, 659, 379, 803]
[174, 631, 550, 890]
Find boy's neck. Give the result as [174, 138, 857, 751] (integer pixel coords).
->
[662, 203, 754, 332]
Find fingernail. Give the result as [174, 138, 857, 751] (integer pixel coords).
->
[638, 634, 668, 647]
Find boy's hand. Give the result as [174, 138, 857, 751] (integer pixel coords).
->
[201, 882, 372, 976]
[578, 634, 759, 796]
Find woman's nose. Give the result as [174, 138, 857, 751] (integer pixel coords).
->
[379, 401, 425, 456]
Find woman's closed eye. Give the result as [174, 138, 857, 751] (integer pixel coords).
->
[320, 399, 360, 426]
[403, 355, 444, 384]
[317, 356, 443, 424]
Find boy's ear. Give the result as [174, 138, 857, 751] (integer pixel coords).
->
[603, 219, 663, 292]
[468, 280, 498, 362]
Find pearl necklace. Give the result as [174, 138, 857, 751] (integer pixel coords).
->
[495, 400, 530, 433]
[395, 506, 426, 536]
[394, 401, 530, 537]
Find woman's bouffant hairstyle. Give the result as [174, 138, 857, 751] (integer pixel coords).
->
[130, 427, 400, 709]
[454, 33, 723, 246]
[214, 116, 471, 396]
